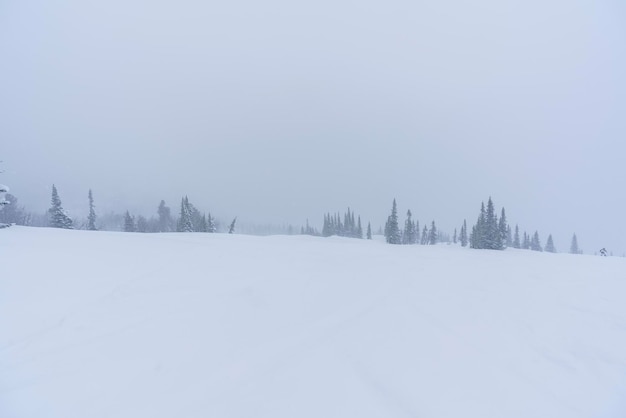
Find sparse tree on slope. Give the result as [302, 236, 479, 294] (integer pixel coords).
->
[87, 189, 97, 231]
[421, 225, 429, 245]
[228, 217, 237, 234]
[570, 233, 580, 254]
[498, 207, 508, 248]
[403, 210, 416, 245]
[124, 210, 136, 232]
[48, 185, 73, 229]
[460, 219, 468, 247]
[428, 220, 438, 245]
[545, 234, 556, 253]
[157, 200, 173, 232]
[207, 213, 217, 233]
[384, 199, 401, 244]
[512, 225, 521, 248]
[530, 231, 542, 252]
[177, 196, 193, 232]
[366, 222, 372, 240]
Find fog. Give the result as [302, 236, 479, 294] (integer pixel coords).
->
[1, 0, 625, 254]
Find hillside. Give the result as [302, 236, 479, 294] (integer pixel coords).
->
[1, 226, 625, 418]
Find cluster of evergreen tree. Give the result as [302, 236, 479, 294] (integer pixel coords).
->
[384, 199, 438, 245]
[11, 178, 597, 256]
[176, 196, 217, 233]
[300, 219, 320, 236]
[321, 208, 363, 238]
[469, 197, 508, 250]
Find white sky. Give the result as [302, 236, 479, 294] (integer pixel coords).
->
[1, 0, 625, 254]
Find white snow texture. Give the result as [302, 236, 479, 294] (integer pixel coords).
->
[1, 226, 626, 418]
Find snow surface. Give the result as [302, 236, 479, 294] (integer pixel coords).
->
[2, 226, 626, 418]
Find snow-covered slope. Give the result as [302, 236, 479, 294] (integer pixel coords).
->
[1, 226, 626, 418]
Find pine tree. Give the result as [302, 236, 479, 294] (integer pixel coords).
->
[87, 189, 97, 230]
[366, 222, 372, 240]
[530, 231, 542, 252]
[228, 217, 237, 234]
[207, 213, 217, 233]
[136, 215, 148, 233]
[460, 219, 468, 247]
[403, 210, 416, 244]
[420, 225, 429, 245]
[428, 220, 438, 245]
[513, 225, 521, 248]
[506, 225, 512, 247]
[570, 233, 580, 254]
[157, 200, 173, 232]
[453, 228, 457, 244]
[177, 196, 193, 232]
[357, 216, 363, 239]
[545, 234, 556, 253]
[48, 185, 73, 229]
[384, 199, 401, 244]
[123, 210, 136, 232]
[498, 207, 508, 248]
[522, 231, 530, 249]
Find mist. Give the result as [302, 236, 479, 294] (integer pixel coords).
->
[1, 0, 625, 254]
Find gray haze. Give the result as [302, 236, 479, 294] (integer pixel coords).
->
[2, 0, 625, 254]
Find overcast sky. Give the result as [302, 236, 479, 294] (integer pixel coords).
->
[1, 0, 625, 253]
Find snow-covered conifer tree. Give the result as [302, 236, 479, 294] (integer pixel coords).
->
[460, 219, 468, 247]
[428, 220, 438, 245]
[530, 231, 542, 252]
[157, 200, 173, 232]
[512, 225, 521, 248]
[228, 217, 237, 234]
[545, 234, 556, 253]
[384, 199, 401, 244]
[207, 213, 217, 233]
[123, 211, 136, 232]
[177, 197, 193, 232]
[48, 185, 73, 229]
[403, 210, 416, 244]
[87, 189, 97, 230]
[366, 222, 372, 240]
[570, 233, 580, 254]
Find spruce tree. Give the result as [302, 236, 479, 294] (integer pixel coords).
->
[177, 196, 193, 232]
[384, 199, 401, 244]
[570, 234, 580, 254]
[513, 225, 521, 249]
[357, 216, 363, 239]
[428, 220, 437, 245]
[506, 225, 512, 248]
[460, 219, 468, 247]
[228, 217, 237, 234]
[498, 207, 508, 248]
[366, 222, 372, 240]
[530, 231, 542, 252]
[157, 200, 173, 232]
[207, 213, 217, 233]
[453, 228, 457, 244]
[87, 189, 97, 230]
[545, 234, 556, 253]
[136, 215, 148, 233]
[522, 231, 530, 249]
[48, 185, 73, 229]
[123, 210, 136, 232]
[421, 225, 429, 245]
[403, 210, 416, 244]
